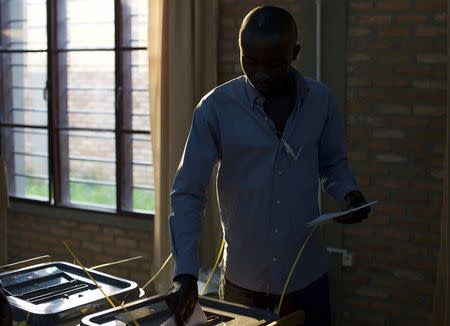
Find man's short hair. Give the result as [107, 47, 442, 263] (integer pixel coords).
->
[239, 6, 298, 45]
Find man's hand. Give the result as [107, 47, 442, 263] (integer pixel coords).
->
[164, 274, 198, 326]
[335, 190, 370, 224]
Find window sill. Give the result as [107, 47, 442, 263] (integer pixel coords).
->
[8, 199, 153, 230]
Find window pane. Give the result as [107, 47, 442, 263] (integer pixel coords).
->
[64, 130, 116, 209]
[123, 50, 149, 131]
[64, 51, 115, 129]
[64, 0, 114, 49]
[0, 52, 47, 126]
[122, 0, 147, 47]
[1, 126, 49, 201]
[0, 0, 47, 50]
[130, 133, 153, 213]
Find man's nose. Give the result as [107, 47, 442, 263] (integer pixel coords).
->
[254, 66, 269, 80]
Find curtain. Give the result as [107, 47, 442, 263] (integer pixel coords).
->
[0, 160, 8, 265]
[148, 0, 219, 293]
[431, 1, 450, 323]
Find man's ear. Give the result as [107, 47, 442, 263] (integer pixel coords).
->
[293, 43, 301, 60]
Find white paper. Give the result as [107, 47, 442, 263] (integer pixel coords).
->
[307, 201, 379, 227]
[160, 302, 207, 326]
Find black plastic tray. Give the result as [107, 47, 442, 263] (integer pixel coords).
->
[0, 261, 141, 325]
[80, 294, 278, 326]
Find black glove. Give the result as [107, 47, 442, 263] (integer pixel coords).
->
[335, 190, 370, 224]
[0, 288, 12, 326]
[164, 274, 198, 326]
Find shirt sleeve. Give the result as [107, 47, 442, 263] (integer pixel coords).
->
[318, 91, 358, 201]
[169, 99, 220, 278]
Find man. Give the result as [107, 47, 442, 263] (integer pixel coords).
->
[165, 6, 370, 326]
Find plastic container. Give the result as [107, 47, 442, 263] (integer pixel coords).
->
[80, 294, 278, 326]
[0, 261, 142, 325]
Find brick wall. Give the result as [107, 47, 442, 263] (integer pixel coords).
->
[7, 208, 153, 288]
[343, 1, 446, 325]
[218, 0, 446, 325]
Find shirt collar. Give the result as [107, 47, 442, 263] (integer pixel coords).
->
[244, 76, 266, 106]
[244, 67, 310, 109]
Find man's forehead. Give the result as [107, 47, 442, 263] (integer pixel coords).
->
[240, 31, 293, 49]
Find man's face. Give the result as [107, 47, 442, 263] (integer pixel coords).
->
[240, 32, 299, 95]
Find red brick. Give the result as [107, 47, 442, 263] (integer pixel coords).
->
[364, 140, 391, 151]
[357, 241, 392, 252]
[347, 77, 370, 86]
[81, 241, 103, 254]
[413, 259, 437, 272]
[350, 1, 373, 10]
[413, 105, 445, 116]
[371, 302, 402, 314]
[412, 80, 446, 89]
[347, 52, 370, 62]
[348, 27, 370, 37]
[414, 233, 441, 246]
[377, 104, 411, 115]
[397, 14, 428, 24]
[416, 53, 447, 63]
[355, 287, 389, 298]
[348, 151, 368, 161]
[375, 154, 408, 163]
[116, 238, 138, 249]
[344, 226, 372, 237]
[377, 1, 410, 10]
[415, 181, 442, 191]
[381, 229, 410, 241]
[373, 79, 409, 87]
[80, 223, 99, 232]
[347, 127, 370, 138]
[373, 129, 405, 139]
[358, 15, 392, 25]
[378, 27, 410, 38]
[347, 102, 371, 113]
[381, 205, 407, 216]
[373, 178, 408, 189]
[434, 13, 447, 23]
[363, 216, 390, 226]
[416, 1, 446, 11]
[410, 205, 442, 220]
[415, 25, 446, 37]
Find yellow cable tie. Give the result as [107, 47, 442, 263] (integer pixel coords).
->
[63, 241, 117, 309]
[141, 253, 173, 290]
[276, 225, 318, 316]
[201, 239, 225, 296]
[120, 301, 140, 326]
[64, 242, 141, 325]
[90, 256, 143, 270]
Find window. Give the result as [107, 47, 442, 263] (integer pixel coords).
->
[0, 0, 154, 215]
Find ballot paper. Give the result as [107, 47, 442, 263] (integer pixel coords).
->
[307, 201, 379, 227]
[160, 302, 207, 326]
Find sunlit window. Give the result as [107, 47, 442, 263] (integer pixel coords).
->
[0, 0, 154, 215]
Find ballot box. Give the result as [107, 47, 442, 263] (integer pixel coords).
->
[0, 261, 143, 325]
[80, 294, 279, 326]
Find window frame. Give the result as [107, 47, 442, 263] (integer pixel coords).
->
[0, 0, 153, 218]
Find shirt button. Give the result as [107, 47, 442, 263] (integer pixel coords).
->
[276, 200, 281, 204]
[265, 117, 269, 121]
[273, 257, 278, 262]
[274, 228, 279, 233]
[277, 170, 282, 175]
